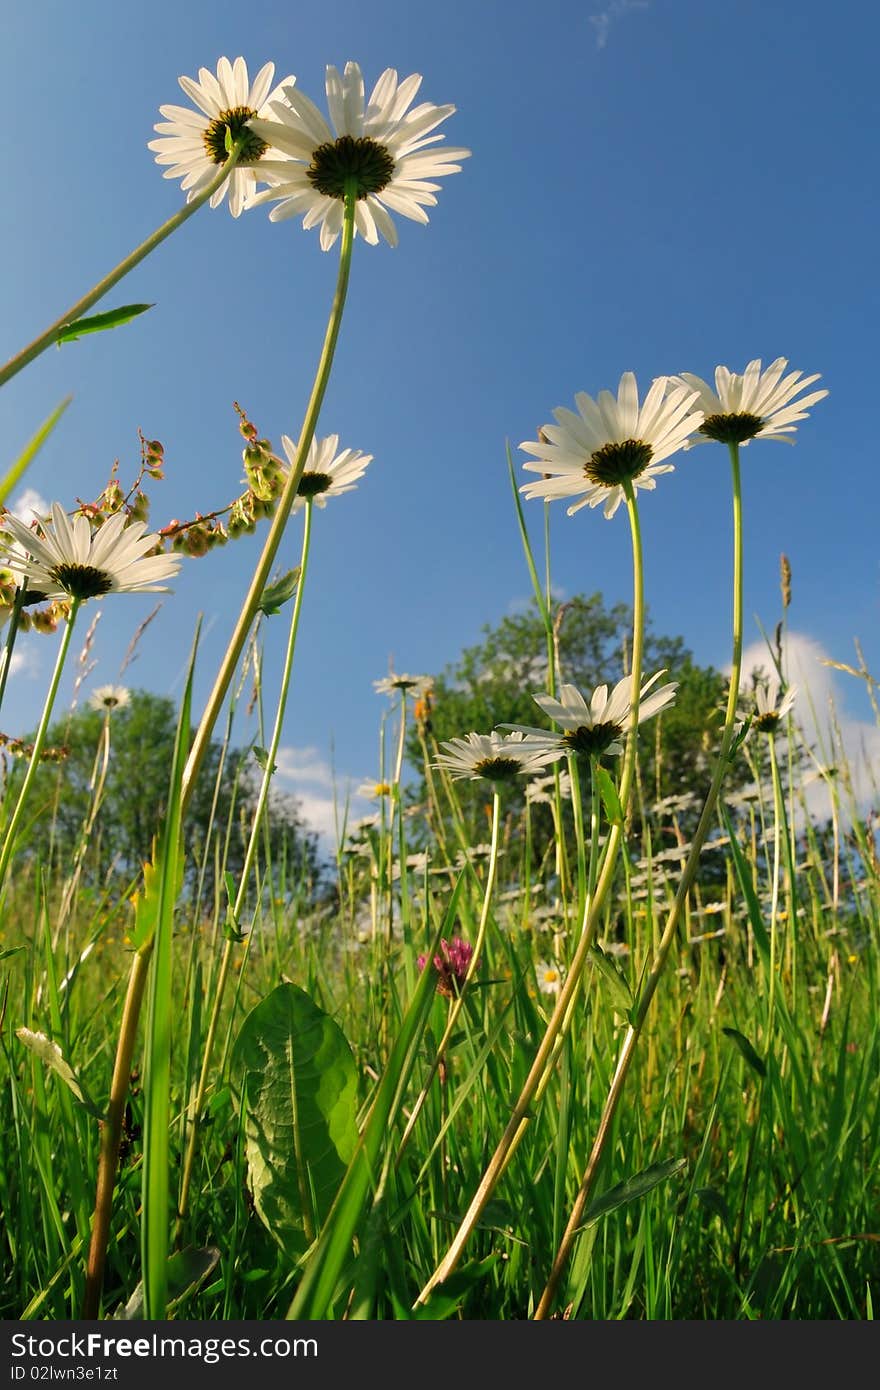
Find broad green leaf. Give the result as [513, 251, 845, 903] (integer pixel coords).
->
[141, 623, 198, 1319]
[223, 869, 246, 942]
[722, 1026, 767, 1078]
[259, 567, 301, 617]
[411, 1256, 501, 1320]
[112, 1246, 220, 1319]
[56, 303, 153, 343]
[231, 982, 359, 1260]
[589, 943, 634, 1012]
[593, 764, 624, 826]
[287, 873, 468, 1318]
[582, 1156, 687, 1227]
[253, 745, 277, 774]
[0, 396, 71, 507]
[15, 1027, 103, 1118]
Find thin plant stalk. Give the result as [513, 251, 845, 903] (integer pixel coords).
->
[175, 499, 314, 1233]
[415, 480, 646, 1305]
[767, 730, 783, 1032]
[82, 185, 357, 1317]
[397, 787, 503, 1158]
[0, 151, 244, 390]
[180, 182, 357, 810]
[532, 439, 746, 1318]
[0, 599, 80, 894]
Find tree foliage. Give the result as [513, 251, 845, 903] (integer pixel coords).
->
[407, 594, 732, 838]
[6, 689, 320, 902]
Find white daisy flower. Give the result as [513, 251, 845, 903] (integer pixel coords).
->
[535, 959, 563, 996]
[433, 731, 562, 784]
[248, 61, 470, 249]
[281, 432, 373, 511]
[1, 503, 181, 604]
[526, 769, 573, 804]
[373, 672, 432, 697]
[356, 779, 393, 799]
[501, 672, 678, 759]
[88, 684, 130, 713]
[520, 373, 704, 520]
[750, 677, 797, 732]
[670, 358, 828, 447]
[149, 57, 296, 218]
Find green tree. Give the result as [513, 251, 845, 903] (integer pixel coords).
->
[6, 689, 320, 904]
[407, 594, 731, 847]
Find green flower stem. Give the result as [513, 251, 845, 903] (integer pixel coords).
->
[84, 183, 356, 1317]
[180, 183, 357, 816]
[568, 755, 588, 929]
[767, 730, 784, 1032]
[56, 712, 113, 934]
[533, 441, 746, 1319]
[415, 483, 646, 1307]
[397, 788, 503, 1160]
[175, 500, 314, 1236]
[0, 149, 244, 391]
[0, 599, 80, 894]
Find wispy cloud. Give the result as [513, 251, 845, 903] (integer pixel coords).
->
[590, 0, 651, 50]
[9, 487, 49, 522]
[275, 745, 336, 788]
[736, 631, 880, 823]
[274, 744, 371, 846]
[5, 641, 39, 679]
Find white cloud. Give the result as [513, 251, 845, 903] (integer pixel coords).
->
[5, 641, 39, 679]
[9, 488, 49, 522]
[274, 744, 372, 846]
[590, 0, 651, 50]
[275, 745, 335, 788]
[736, 631, 880, 823]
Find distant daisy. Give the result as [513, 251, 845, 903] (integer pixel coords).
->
[88, 685, 130, 713]
[749, 678, 797, 732]
[149, 57, 295, 217]
[502, 673, 678, 759]
[671, 358, 828, 447]
[1, 504, 180, 604]
[281, 432, 373, 511]
[433, 730, 562, 784]
[526, 769, 573, 805]
[535, 959, 563, 996]
[356, 779, 393, 798]
[520, 373, 703, 520]
[373, 672, 432, 698]
[249, 61, 470, 249]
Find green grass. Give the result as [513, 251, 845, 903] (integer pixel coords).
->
[1, 689, 877, 1321]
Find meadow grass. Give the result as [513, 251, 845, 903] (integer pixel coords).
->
[1, 653, 877, 1319]
[0, 65, 873, 1322]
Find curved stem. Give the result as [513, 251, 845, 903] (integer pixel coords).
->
[0, 599, 80, 893]
[397, 788, 503, 1160]
[767, 731, 783, 1033]
[83, 184, 357, 1318]
[533, 441, 746, 1318]
[415, 485, 646, 1306]
[83, 945, 152, 1318]
[180, 183, 357, 814]
[175, 500, 314, 1233]
[0, 149, 244, 390]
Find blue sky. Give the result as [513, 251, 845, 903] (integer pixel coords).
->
[2, 0, 878, 842]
